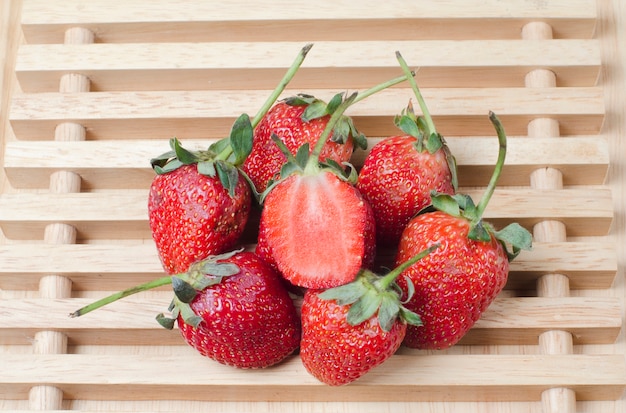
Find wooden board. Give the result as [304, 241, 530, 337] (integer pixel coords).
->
[1, 1, 625, 412]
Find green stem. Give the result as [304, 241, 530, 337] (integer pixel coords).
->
[216, 43, 314, 161]
[376, 244, 439, 291]
[395, 51, 436, 136]
[351, 73, 414, 105]
[474, 111, 507, 219]
[69, 276, 173, 318]
[305, 72, 414, 172]
[305, 91, 358, 173]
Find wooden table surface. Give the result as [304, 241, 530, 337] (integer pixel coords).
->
[0, 1, 625, 412]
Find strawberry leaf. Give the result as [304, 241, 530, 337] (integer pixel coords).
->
[229, 113, 253, 165]
[431, 193, 461, 217]
[399, 307, 423, 327]
[468, 220, 492, 243]
[155, 313, 176, 330]
[295, 143, 311, 168]
[284, 93, 315, 106]
[495, 223, 533, 261]
[395, 113, 421, 139]
[197, 160, 216, 177]
[347, 291, 383, 327]
[326, 92, 344, 115]
[377, 296, 400, 332]
[302, 99, 329, 121]
[153, 158, 184, 175]
[424, 132, 444, 154]
[171, 137, 198, 165]
[172, 276, 197, 304]
[318, 276, 369, 305]
[215, 160, 240, 198]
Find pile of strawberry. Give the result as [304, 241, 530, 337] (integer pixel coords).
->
[71, 45, 532, 386]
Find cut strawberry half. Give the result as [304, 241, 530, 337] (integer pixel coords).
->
[261, 171, 373, 289]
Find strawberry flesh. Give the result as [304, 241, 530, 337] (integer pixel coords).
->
[260, 171, 375, 289]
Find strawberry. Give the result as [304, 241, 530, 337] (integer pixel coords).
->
[357, 52, 457, 248]
[300, 245, 437, 385]
[395, 112, 532, 350]
[148, 44, 313, 274]
[168, 250, 301, 368]
[148, 143, 252, 274]
[241, 97, 367, 193]
[71, 250, 301, 369]
[241, 95, 368, 194]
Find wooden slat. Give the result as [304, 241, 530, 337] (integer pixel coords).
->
[19, 0, 598, 43]
[0, 296, 620, 346]
[1, 353, 624, 402]
[0, 242, 616, 291]
[0, 187, 613, 240]
[14, 40, 601, 92]
[2, 135, 610, 190]
[8, 87, 605, 140]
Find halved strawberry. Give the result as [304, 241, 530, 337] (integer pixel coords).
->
[260, 168, 376, 289]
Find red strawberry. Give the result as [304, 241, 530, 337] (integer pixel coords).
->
[172, 250, 301, 368]
[149, 148, 251, 274]
[357, 52, 457, 247]
[148, 44, 313, 274]
[300, 246, 436, 385]
[395, 112, 532, 350]
[71, 250, 301, 369]
[242, 95, 367, 194]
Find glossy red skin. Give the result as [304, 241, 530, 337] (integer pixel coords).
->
[177, 251, 301, 369]
[148, 164, 251, 274]
[395, 211, 509, 350]
[300, 289, 407, 385]
[259, 171, 376, 289]
[357, 135, 454, 248]
[242, 101, 355, 193]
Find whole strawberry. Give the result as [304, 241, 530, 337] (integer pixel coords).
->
[169, 250, 301, 368]
[71, 250, 301, 369]
[149, 142, 251, 274]
[357, 52, 457, 247]
[395, 112, 532, 350]
[300, 246, 436, 385]
[242, 94, 367, 193]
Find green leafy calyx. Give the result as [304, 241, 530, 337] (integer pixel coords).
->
[156, 249, 243, 330]
[428, 112, 532, 261]
[319, 244, 438, 332]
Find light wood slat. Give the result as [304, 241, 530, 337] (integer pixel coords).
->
[14, 40, 601, 92]
[0, 296, 620, 346]
[0, 242, 616, 291]
[8, 87, 605, 140]
[0, 187, 613, 240]
[2, 136, 610, 190]
[19, 0, 597, 43]
[1, 354, 624, 402]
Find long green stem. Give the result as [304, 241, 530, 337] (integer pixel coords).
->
[351, 73, 415, 105]
[395, 51, 436, 136]
[376, 244, 439, 290]
[69, 276, 173, 318]
[305, 92, 358, 173]
[217, 43, 314, 160]
[306, 72, 414, 171]
[474, 111, 507, 219]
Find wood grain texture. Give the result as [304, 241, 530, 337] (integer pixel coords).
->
[1, 0, 625, 412]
